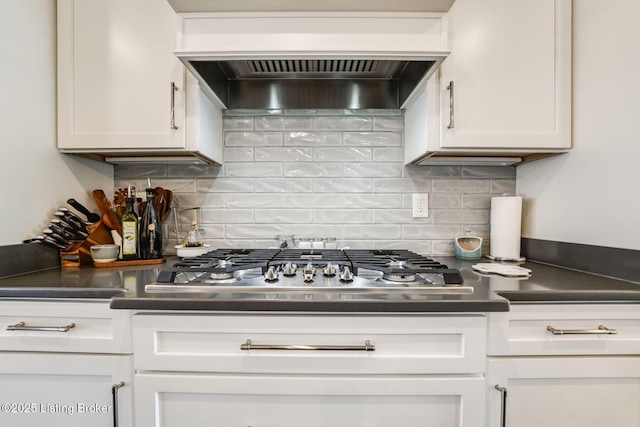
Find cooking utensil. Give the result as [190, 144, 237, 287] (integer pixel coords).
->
[24, 235, 67, 250]
[67, 198, 101, 223]
[92, 189, 122, 235]
[58, 207, 90, 225]
[157, 188, 173, 222]
[52, 216, 90, 240]
[54, 211, 89, 236]
[43, 229, 71, 246]
[48, 223, 75, 241]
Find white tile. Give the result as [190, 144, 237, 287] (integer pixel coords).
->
[255, 147, 313, 162]
[255, 178, 313, 193]
[343, 163, 402, 178]
[200, 209, 254, 223]
[284, 131, 342, 146]
[225, 132, 283, 146]
[343, 194, 402, 208]
[314, 116, 372, 130]
[343, 225, 402, 239]
[314, 209, 372, 223]
[314, 147, 372, 162]
[225, 163, 283, 177]
[284, 163, 342, 177]
[254, 209, 314, 223]
[344, 132, 402, 146]
[314, 178, 372, 193]
[196, 178, 253, 193]
[223, 147, 254, 162]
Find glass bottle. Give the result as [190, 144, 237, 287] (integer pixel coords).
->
[183, 221, 204, 247]
[139, 186, 162, 259]
[121, 186, 139, 260]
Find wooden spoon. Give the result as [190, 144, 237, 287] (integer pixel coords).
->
[92, 189, 122, 235]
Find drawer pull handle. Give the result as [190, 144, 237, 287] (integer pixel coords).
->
[546, 325, 617, 335]
[240, 339, 375, 352]
[6, 321, 76, 332]
[495, 384, 508, 427]
[447, 80, 455, 129]
[112, 381, 125, 427]
[170, 82, 179, 130]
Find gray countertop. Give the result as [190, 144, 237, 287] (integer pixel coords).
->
[0, 256, 638, 312]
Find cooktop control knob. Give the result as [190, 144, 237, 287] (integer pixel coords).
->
[264, 266, 279, 282]
[283, 262, 297, 276]
[303, 263, 315, 282]
[339, 266, 354, 282]
[323, 263, 337, 277]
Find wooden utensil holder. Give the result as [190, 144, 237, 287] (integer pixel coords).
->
[60, 220, 114, 267]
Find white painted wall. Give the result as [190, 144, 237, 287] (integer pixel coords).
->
[517, 0, 640, 251]
[0, 0, 113, 246]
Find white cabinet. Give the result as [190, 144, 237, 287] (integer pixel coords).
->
[486, 357, 640, 427]
[0, 300, 133, 427]
[486, 304, 640, 427]
[405, 0, 572, 164]
[57, 0, 222, 164]
[0, 353, 133, 427]
[133, 313, 487, 427]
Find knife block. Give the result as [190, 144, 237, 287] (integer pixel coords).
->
[60, 220, 114, 268]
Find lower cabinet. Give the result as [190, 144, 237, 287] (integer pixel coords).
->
[486, 357, 640, 427]
[0, 353, 133, 427]
[486, 304, 640, 427]
[133, 313, 488, 427]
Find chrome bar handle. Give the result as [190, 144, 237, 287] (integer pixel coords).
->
[6, 321, 76, 332]
[112, 381, 125, 427]
[170, 82, 179, 130]
[447, 81, 455, 129]
[241, 339, 375, 351]
[495, 384, 507, 427]
[547, 325, 617, 335]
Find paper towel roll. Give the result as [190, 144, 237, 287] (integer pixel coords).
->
[490, 196, 523, 260]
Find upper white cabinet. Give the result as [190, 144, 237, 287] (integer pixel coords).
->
[405, 0, 572, 165]
[57, 0, 222, 164]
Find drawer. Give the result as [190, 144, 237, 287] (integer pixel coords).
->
[134, 373, 485, 427]
[0, 300, 132, 354]
[487, 304, 640, 356]
[133, 313, 486, 374]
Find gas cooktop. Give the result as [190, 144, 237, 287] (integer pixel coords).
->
[145, 249, 473, 295]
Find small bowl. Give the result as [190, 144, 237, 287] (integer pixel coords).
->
[90, 244, 120, 263]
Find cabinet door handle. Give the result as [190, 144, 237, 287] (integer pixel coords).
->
[6, 321, 76, 332]
[170, 82, 179, 130]
[240, 339, 375, 351]
[446, 81, 455, 129]
[112, 381, 125, 427]
[495, 384, 507, 427]
[546, 325, 617, 335]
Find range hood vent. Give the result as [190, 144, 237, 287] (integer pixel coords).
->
[174, 11, 451, 110]
[246, 59, 380, 74]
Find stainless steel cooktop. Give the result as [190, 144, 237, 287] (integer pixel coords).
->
[145, 249, 473, 295]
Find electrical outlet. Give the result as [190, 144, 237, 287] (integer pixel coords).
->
[412, 194, 429, 218]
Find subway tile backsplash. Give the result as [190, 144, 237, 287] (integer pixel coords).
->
[115, 109, 515, 255]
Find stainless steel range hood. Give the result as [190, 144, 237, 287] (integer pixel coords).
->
[172, 10, 451, 110]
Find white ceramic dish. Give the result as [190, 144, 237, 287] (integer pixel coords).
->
[90, 244, 120, 263]
[175, 244, 211, 258]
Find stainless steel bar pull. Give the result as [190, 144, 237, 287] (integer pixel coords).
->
[495, 384, 507, 427]
[546, 325, 617, 335]
[170, 82, 179, 130]
[112, 381, 125, 427]
[240, 339, 375, 351]
[447, 81, 455, 129]
[6, 321, 76, 332]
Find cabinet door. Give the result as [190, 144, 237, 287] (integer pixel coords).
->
[58, 0, 186, 150]
[0, 353, 133, 427]
[438, 0, 571, 150]
[486, 357, 640, 427]
[135, 373, 485, 427]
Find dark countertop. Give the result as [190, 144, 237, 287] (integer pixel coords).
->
[0, 256, 638, 312]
